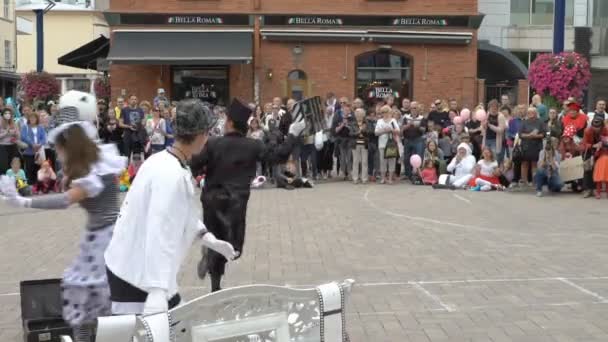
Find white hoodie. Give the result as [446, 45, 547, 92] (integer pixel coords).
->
[447, 143, 476, 178]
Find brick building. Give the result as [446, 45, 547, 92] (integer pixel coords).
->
[105, 0, 485, 107]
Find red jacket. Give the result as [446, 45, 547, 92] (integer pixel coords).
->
[561, 114, 588, 137]
[583, 127, 608, 157]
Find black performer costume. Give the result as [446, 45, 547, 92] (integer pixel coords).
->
[190, 99, 304, 292]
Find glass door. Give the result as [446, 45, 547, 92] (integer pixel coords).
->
[172, 67, 229, 106]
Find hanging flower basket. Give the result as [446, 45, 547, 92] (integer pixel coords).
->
[94, 76, 111, 101]
[528, 52, 591, 104]
[20, 71, 61, 105]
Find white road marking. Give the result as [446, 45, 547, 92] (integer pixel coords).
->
[363, 187, 529, 235]
[558, 278, 608, 303]
[411, 282, 455, 312]
[452, 193, 472, 204]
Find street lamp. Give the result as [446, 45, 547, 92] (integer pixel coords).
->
[34, 0, 56, 72]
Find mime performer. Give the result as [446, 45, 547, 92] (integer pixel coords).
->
[191, 99, 305, 292]
[104, 99, 236, 315]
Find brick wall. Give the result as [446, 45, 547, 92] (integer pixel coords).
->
[110, 64, 171, 101]
[258, 38, 478, 107]
[110, 0, 477, 15]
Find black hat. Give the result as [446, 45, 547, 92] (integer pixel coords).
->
[227, 98, 252, 124]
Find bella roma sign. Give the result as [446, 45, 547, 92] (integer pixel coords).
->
[287, 17, 343, 25]
[167, 16, 224, 24]
[263, 15, 473, 27]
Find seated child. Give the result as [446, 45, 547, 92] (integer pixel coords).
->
[36, 160, 57, 194]
[420, 159, 438, 185]
[5, 157, 32, 196]
[127, 153, 144, 183]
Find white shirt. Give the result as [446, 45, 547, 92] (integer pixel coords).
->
[105, 151, 205, 298]
[375, 118, 398, 149]
[31, 127, 38, 144]
[146, 118, 166, 146]
[477, 159, 498, 177]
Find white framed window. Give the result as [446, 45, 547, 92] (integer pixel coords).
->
[3, 0, 9, 19]
[65, 79, 91, 92]
[4, 40, 11, 69]
[511, 0, 574, 26]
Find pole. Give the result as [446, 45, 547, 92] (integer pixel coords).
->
[553, 0, 566, 54]
[34, 9, 44, 72]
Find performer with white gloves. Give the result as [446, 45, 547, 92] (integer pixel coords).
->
[191, 99, 306, 292]
[0, 90, 127, 342]
[104, 99, 236, 315]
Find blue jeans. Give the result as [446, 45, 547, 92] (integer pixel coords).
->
[403, 137, 424, 177]
[534, 168, 563, 192]
[367, 142, 379, 177]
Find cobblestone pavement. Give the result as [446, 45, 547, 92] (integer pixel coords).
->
[1, 182, 608, 341]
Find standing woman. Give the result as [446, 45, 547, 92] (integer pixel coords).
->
[0, 108, 21, 174]
[375, 105, 400, 184]
[318, 106, 335, 179]
[164, 107, 175, 148]
[20, 111, 47, 185]
[145, 107, 167, 154]
[518, 107, 547, 186]
[0, 90, 127, 342]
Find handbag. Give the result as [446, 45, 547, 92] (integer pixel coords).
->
[384, 135, 399, 159]
[511, 134, 523, 161]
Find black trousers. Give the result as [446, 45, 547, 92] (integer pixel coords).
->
[201, 188, 250, 276]
[318, 141, 334, 173]
[0, 144, 20, 174]
[23, 154, 39, 185]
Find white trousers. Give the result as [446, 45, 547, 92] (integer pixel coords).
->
[352, 145, 368, 182]
[450, 174, 472, 188]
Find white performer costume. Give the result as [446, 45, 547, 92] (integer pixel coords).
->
[0, 91, 127, 342]
[104, 99, 236, 315]
[443, 143, 476, 188]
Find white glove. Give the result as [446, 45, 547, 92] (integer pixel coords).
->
[143, 288, 168, 314]
[0, 176, 31, 208]
[288, 115, 306, 137]
[201, 232, 237, 261]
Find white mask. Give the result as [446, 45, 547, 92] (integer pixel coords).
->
[2, 113, 10, 120]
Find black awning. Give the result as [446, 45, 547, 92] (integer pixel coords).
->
[107, 30, 253, 65]
[58, 35, 110, 70]
[478, 40, 528, 81]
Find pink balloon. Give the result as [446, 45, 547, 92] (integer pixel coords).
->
[409, 154, 422, 169]
[475, 109, 487, 122]
[453, 116, 463, 125]
[460, 108, 471, 121]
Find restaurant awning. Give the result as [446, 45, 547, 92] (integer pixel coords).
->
[261, 29, 473, 45]
[107, 29, 253, 65]
[58, 35, 110, 70]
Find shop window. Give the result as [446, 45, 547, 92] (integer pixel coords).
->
[66, 79, 91, 92]
[172, 67, 228, 106]
[356, 50, 411, 106]
[594, 0, 608, 27]
[287, 70, 307, 101]
[511, 0, 574, 26]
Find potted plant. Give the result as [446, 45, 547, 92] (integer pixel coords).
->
[528, 52, 591, 107]
[20, 71, 61, 108]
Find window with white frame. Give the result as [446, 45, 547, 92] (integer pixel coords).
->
[511, 0, 574, 26]
[66, 79, 91, 92]
[594, 0, 608, 27]
[4, 40, 11, 69]
[3, 0, 9, 19]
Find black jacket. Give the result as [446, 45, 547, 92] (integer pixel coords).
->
[191, 131, 297, 194]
